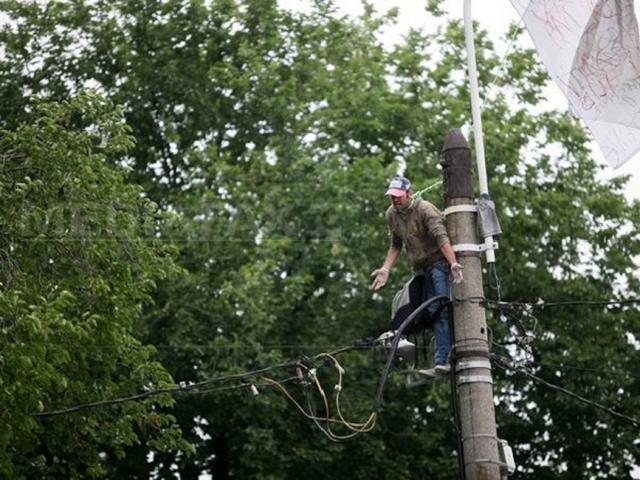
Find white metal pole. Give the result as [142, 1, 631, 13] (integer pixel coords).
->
[463, 0, 488, 195]
[463, 0, 495, 263]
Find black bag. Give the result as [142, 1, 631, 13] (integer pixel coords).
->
[390, 272, 447, 335]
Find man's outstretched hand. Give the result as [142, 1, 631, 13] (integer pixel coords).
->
[451, 262, 464, 284]
[370, 268, 390, 291]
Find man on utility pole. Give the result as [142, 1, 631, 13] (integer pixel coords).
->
[370, 175, 464, 375]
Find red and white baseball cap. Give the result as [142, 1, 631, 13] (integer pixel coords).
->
[385, 176, 412, 197]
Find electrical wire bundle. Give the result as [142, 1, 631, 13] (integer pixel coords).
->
[483, 295, 640, 431]
[31, 294, 640, 444]
[264, 353, 377, 442]
[32, 341, 381, 442]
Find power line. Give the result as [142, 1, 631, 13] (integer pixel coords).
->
[33, 294, 638, 428]
[486, 298, 640, 310]
[30, 321, 440, 443]
[492, 354, 640, 430]
[529, 361, 640, 378]
[160, 376, 300, 397]
[455, 296, 640, 310]
[35, 304, 475, 421]
[32, 360, 299, 418]
[8, 235, 366, 244]
[151, 344, 375, 350]
[491, 339, 640, 378]
[32, 342, 375, 419]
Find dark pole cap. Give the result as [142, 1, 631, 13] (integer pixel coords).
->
[441, 128, 474, 203]
[442, 128, 470, 153]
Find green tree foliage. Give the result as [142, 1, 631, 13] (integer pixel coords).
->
[1, 1, 639, 478]
[0, 94, 190, 478]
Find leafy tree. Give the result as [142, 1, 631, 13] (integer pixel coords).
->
[1, 1, 639, 479]
[0, 93, 190, 478]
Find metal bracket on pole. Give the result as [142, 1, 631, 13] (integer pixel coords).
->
[457, 375, 493, 386]
[456, 360, 492, 372]
[461, 433, 498, 443]
[452, 349, 491, 360]
[452, 241, 498, 253]
[444, 205, 477, 216]
[464, 459, 510, 469]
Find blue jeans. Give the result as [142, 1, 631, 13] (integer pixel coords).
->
[421, 261, 452, 366]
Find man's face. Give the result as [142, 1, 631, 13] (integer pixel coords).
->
[389, 191, 412, 211]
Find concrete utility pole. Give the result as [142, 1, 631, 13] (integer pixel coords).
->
[442, 129, 501, 480]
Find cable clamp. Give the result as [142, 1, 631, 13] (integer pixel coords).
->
[444, 205, 477, 216]
[454, 296, 487, 306]
[464, 458, 509, 469]
[461, 433, 498, 443]
[457, 375, 493, 386]
[465, 454, 516, 476]
[456, 360, 492, 372]
[451, 348, 491, 360]
[452, 241, 498, 253]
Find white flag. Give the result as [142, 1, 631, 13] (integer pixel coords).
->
[511, 0, 640, 168]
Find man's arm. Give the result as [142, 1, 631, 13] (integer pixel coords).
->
[371, 245, 401, 291]
[421, 203, 463, 284]
[439, 240, 457, 265]
[439, 240, 464, 284]
[381, 245, 401, 271]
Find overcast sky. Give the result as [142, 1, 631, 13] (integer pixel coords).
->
[280, 0, 640, 202]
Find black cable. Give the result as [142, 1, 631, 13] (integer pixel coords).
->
[32, 361, 300, 418]
[486, 298, 640, 310]
[33, 342, 374, 418]
[152, 344, 375, 350]
[190, 376, 299, 396]
[487, 263, 502, 302]
[372, 295, 451, 412]
[33, 384, 190, 418]
[492, 354, 640, 430]
[448, 306, 466, 480]
[448, 297, 640, 311]
[496, 307, 537, 363]
[523, 360, 640, 379]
